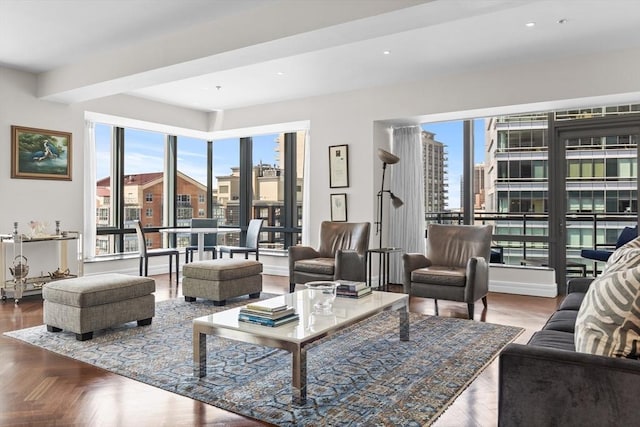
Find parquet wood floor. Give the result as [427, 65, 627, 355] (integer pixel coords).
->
[0, 274, 560, 426]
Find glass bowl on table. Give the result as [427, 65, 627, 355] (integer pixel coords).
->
[305, 281, 338, 314]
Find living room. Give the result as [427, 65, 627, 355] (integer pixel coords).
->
[2, 1, 640, 425]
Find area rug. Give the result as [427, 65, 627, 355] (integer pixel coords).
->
[5, 296, 522, 426]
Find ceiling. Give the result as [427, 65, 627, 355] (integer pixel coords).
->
[2, 0, 640, 113]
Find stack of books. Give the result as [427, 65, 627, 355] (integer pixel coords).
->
[336, 280, 373, 298]
[238, 300, 299, 327]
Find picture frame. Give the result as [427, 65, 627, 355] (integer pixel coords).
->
[11, 125, 72, 180]
[329, 144, 349, 188]
[330, 193, 348, 222]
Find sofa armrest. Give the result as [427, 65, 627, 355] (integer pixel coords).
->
[335, 250, 366, 282]
[567, 277, 595, 294]
[499, 343, 640, 426]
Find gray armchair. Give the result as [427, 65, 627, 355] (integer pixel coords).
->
[288, 221, 370, 293]
[403, 223, 493, 319]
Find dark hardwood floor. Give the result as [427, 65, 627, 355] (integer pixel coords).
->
[0, 275, 560, 426]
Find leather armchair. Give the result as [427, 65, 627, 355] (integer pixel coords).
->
[403, 223, 492, 319]
[288, 221, 370, 293]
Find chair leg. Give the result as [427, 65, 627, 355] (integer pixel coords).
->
[482, 296, 488, 308]
[467, 303, 475, 319]
[289, 282, 296, 293]
[144, 258, 149, 276]
[175, 254, 179, 287]
[169, 254, 173, 284]
[434, 299, 439, 316]
[139, 258, 143, 276]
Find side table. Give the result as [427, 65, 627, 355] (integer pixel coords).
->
[367, 247, 402, 291]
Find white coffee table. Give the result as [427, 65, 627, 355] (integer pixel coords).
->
[193, 289, 409, 405]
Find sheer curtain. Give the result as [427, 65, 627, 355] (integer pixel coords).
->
[83, 120, 97, 259]
[389, 125, 426, 283]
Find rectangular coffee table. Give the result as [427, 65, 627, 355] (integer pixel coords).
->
[193, 289, 409, 405]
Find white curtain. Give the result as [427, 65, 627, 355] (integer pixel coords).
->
[389, 125, 426, 283]
[83, 120, 97, 259]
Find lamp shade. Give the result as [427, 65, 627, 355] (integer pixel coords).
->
[390, 192, 404, 208]
[377, 148, 400, 165]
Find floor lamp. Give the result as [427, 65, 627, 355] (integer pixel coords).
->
[376, 148, 403, 249]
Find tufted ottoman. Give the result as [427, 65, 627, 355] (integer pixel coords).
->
[182, 259, 262, 306]
[43, 273, 155, 341]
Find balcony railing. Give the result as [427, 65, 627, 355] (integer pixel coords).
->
[425, 211, 637, 276]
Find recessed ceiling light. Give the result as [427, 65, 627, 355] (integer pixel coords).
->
[557, 18, 568, 24]
[383, 50, 391, 55]
[277, 71, 285, 76]
[525, 22, 536, 27]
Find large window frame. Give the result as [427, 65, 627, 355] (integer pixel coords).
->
[92, 123, 303, 257]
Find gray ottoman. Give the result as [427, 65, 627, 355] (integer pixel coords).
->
[182, 259, 262, 306]
[43, 273, 155, 341]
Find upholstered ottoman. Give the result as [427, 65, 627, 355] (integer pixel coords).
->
[182, 259, 262, 305]
[43, 273, 155, 341]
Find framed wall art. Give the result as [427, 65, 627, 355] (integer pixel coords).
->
[330, 193, 347, 222]
[329, 144, 349, 188]
[11, 125, 72, 180]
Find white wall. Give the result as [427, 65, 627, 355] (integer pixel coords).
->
[2, 45, 640, 279]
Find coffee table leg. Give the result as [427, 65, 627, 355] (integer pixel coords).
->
[292, 346, 307, 406]
[193, 330, 207, 377]
[399, 305, 409, 341]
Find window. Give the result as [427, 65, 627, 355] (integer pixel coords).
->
[93, 122, 305, 257]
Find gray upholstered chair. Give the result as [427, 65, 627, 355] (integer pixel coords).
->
[218, 218, 263, 260]
[288, 221, 370, 293]
[403, 223, 493, 319]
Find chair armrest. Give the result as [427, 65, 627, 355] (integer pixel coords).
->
[464, 256, 489, 303]
[288, 246, 321, 277]
[567, 277, 595, 294]
[402, 253, 432, 293]
[499, 343, 640, 426]
[335, 250, 366, 282]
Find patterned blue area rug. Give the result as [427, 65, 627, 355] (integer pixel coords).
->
[5, 296, 522, 426]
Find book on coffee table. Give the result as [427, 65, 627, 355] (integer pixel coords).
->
[239, 306, 295, 320]
[337, 286, 373, 298]
[245, 300, 289, 313]
[238, 312, 300, 327]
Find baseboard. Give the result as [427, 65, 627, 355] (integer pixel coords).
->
[489, 280, 558, 298]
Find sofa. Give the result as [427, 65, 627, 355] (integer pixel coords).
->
[498, 277, 640, 426]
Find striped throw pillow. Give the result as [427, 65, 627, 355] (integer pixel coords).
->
[575, 264, 640, 358]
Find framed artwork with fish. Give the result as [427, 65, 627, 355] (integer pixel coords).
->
[11, 125, 72, 180]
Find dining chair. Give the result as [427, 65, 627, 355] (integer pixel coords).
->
[134, 220, 179, 286]
[218, 219, 263, 260]
[185, 218, 218, 264]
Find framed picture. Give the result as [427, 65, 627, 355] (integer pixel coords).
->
[330, 193, 348, 222]
[11, 126, 72, 180]
[329, 144, 349, 188]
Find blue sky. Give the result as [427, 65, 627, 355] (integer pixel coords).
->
[422, 118, 485, 209]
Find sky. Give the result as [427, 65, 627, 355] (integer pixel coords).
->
[96, 120, 484, 210]
[421, 118, 486, 209]
[95, 124, 279, 185]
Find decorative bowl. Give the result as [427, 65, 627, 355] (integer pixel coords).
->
[305, 281, 338, 313]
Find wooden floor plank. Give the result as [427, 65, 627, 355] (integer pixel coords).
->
[0, 274, 560, 426]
